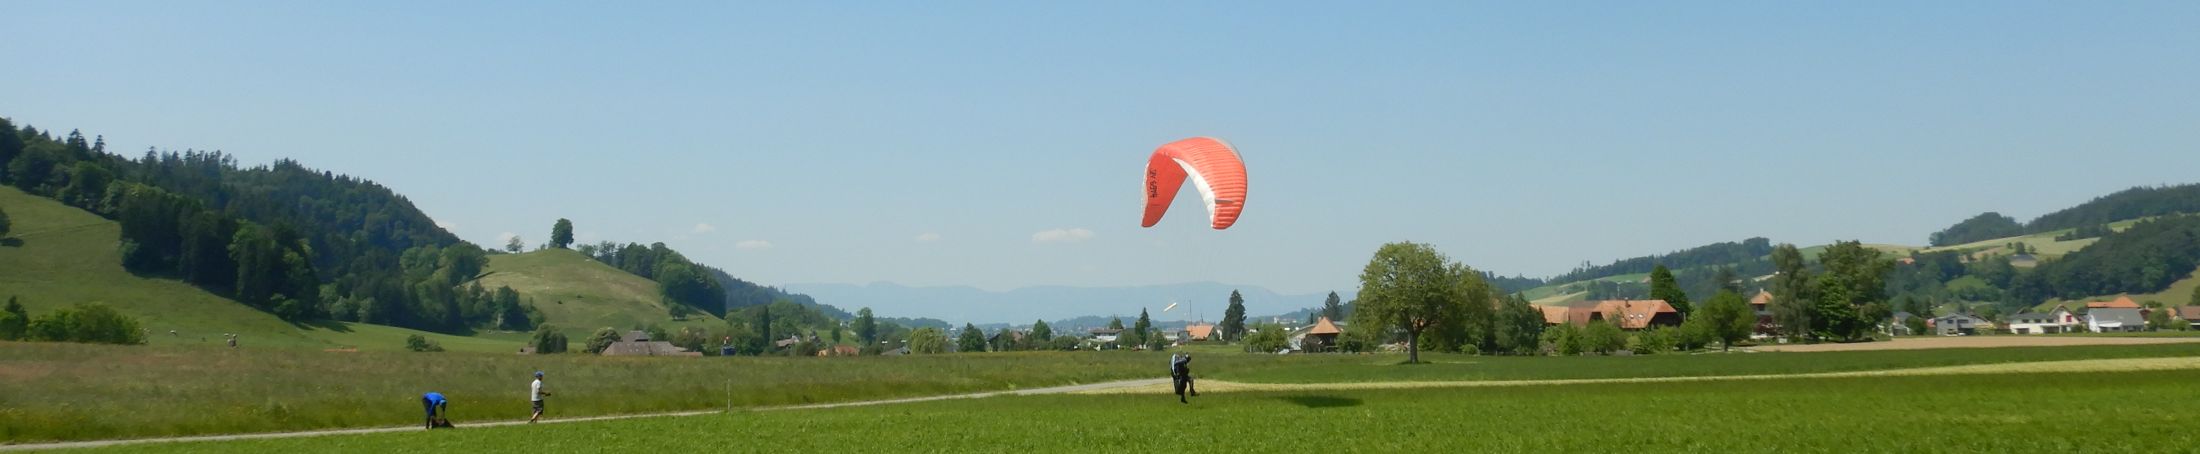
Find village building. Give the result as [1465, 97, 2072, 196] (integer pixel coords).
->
[1888, 312, 1918, 336]
[1288, 316, 1343, 352]
[2006, 305, 2080, 334]
[600, 330, 700, 357]
[1931, 313, 1990, 336]
[2085, 296, 2142, 310]
[2086, 308, 2146, 333]
[2176, 306, 2200, 326]
[1538, 300, 1681, 330]
[1183, 323, 1217, 342]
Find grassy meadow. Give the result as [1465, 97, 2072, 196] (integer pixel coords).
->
[0, 343, 1308, 442]
[471, 249, 725, 340]
[89, 369, 2200, 453]
[13, 341, 2200, 444]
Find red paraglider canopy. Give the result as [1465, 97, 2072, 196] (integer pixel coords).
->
[1142, 137, 1247, 230]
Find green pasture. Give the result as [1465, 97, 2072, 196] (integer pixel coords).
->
[93, 369, 2200, 453]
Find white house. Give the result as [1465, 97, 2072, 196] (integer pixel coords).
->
[2006, 305, 2080, 334]
[2086, 308, 2146, 333]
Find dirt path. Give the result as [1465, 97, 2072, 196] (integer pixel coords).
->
[0, 378, 1172, 452]
[1748, 335, 2200, 352]
[1076, 357, 2200, 394]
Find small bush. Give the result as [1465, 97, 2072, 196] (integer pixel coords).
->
[27, 303, 145, 345]
[530, 325, 569, 353]
[584, 327, 622, 354]
[403, 334, 444, 352]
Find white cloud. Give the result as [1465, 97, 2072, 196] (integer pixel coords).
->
[915, 232, 942, 242]
[693, 223, 717, 234]
[1031, 228, 1095, 244]
[497, 231, 519, 243]
[735, 240, 774, 250]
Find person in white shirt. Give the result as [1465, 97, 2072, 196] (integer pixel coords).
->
[528, 371, 552, 423]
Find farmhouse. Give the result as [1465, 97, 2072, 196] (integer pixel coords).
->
[816, 344, 859, 357]
[1539, 300, 1681, 330]
[2085, 296, 2141, 310]
[2177, 306, 2200, 325]
[1183, 323, 1217, 342]
[1888, 312, 1918, 336]
[2006, 305, 2080, 334]
[2086, 308, 2146, 333]
[1289, 316, 1343, 352]
[601, 330, 700, 357]
[1088, 328, 1122, 343]
[1931, 313, 1990, 336]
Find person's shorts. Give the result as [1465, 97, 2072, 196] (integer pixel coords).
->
[532, 400, 544, 413]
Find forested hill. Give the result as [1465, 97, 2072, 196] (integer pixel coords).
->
[1546, 237, 1773, 285]
[706, 266, 848, 319]
[1, 117, 494, 331]
[2025, 184, 2200, 233]
[0, 115, 841, 334]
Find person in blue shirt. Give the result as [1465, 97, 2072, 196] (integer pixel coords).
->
[422, 392, 450, 429]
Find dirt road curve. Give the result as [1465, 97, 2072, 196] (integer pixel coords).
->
[1748, 335, 2200, 352]
[0, 378, 1172, 452]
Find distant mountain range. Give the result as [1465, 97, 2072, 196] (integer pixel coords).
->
[783, 282, 1353, 325]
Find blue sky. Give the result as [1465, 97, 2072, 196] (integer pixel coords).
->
[4, 1, 2197, 294]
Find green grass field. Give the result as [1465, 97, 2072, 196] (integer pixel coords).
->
[0, 186, 502, 353]
[13, 341, 2200, 444]
[1208, 343, 2200, 383]
[89, 369, 2200, 453]
[0, 343, 1305, 442]
[471, 249, 723, 339]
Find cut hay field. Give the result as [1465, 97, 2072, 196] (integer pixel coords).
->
[83, 369, 2200, 453]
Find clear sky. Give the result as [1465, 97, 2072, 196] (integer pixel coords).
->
[5, 1, 2198, 294]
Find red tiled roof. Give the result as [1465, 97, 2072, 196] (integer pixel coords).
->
[2086, 296, 2141, 309]
[1750, 290, 1774, 308]
[1185, 324, 1217, 340]
[1308, 317, 1341, 335]
[1539, 300, 1679, 330]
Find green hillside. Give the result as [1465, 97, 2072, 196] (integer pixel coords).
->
[472, 248, 723, 338]
[0, 186, 511, 352]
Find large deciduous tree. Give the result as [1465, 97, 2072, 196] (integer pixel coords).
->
[550, 219, 574, 249]
[1697, 289, 1754, 351]
[1492, 293, 1544, 355]
[957, 323, 988, 353]
[1031, 319, 1052, 343]
[1768, 243, 1813, 340]
[855, 308, 877, 345]
[1353, 241, 1479, 364]
[909, 327, 947, 354]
